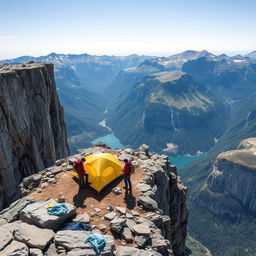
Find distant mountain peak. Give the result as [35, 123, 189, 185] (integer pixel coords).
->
[245, 51, 256, 60]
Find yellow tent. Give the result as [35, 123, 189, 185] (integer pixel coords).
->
[72, 153, 123, 192]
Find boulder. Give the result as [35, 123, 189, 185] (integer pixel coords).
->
[121, 227, 133, 242]
[99, 223, 107, 232]
[104, 211, 117, 221]
[134, 235, 150, 248]
[115, 207, 126, 215]
[13, 222, 54, 250]
[133, 224, 151, 235]
[0, 240, 29, 256]
[137, 196, 158, 210]
[125, 213, 134, 219]
[115, 246, 140, 256]
[109, 217, 126, 233]
[151, 238, 170, 255]
[55, 230, 115, 255]
[55, 230, 93, 250]
[23, 174, 41, 188]
[0, 227, 13, 251]
[125, 219, 136, 233]
[19, 199, 76, 229]
[136, 184, 152, 193]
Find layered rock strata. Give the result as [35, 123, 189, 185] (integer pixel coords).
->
[0, 144, 188, 256]
[0, 63, 69, 210]
[199, 138, 256, 219]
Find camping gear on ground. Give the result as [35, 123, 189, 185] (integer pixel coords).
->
[72, 153, 123, 192]
[46, 203, 54, 208]
[65, 221, 92, 231]
[84, 233, 106, 254]
[47, 203, 68, 216]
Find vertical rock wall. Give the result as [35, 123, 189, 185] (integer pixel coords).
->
[0, 63, 69, 209]
[135, 145, 188, 255]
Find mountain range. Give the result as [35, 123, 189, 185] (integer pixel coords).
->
[2, 49, 256, 255]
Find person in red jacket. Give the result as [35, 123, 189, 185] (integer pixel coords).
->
[73, 157, 90, 188]
[122, 159, 132, 191]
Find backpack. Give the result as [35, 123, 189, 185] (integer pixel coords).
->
[74, 159, 82, 171]
[129, 162, 135, 174]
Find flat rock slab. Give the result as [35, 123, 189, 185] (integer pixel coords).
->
[104, 212, 117, 221]
[19, 199, 76, 229]
[0, 227, 13, 251]
[116, 246, 140, 256]
[133, 224, 151, 235]
[55, 230, 115, 255]
[116, 246, 162, 256]
[73, 213, 90, 223]
[14, 222, 54, 250]
[0, 197, 35, 223]
[0, 240, 29, 256]
[115, 207, 126, 215]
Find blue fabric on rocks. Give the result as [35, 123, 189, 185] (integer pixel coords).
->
[85, 233, 106, 253]
[65, 221, 92, 231]
[47, 203, 68, 216]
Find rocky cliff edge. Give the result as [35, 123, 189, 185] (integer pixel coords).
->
[0, 144, 188, 256]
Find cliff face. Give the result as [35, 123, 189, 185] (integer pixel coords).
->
[199, 138, 256, 219]
[0, 63, 69, 210]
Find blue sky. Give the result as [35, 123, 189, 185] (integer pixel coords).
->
[0, 0, 255, 59]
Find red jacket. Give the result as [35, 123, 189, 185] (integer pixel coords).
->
[123, 161, 131, 175]
[74, 159, 85, 175]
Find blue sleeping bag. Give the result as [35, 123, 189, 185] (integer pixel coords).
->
[47, 203, 68, 216]
[65, 221, 92, 231]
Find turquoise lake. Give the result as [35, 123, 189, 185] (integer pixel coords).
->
[91, 133, 126, 149]
[91, 132, 207, 169]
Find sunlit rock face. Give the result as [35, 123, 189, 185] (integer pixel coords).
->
[199, 138, 256, 219]
[0, 63, 69, 209]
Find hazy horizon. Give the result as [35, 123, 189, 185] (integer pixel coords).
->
[0, 49, 254, 61]
[0, 0, 255, 59]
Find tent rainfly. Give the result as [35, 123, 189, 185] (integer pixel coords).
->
[73, 153, 123, 192]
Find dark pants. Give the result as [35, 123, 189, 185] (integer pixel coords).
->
[78, 173, 89, 187]
[124, 174, 132, 190]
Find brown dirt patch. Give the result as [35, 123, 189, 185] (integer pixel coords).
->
[30, 162, 147, 245]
